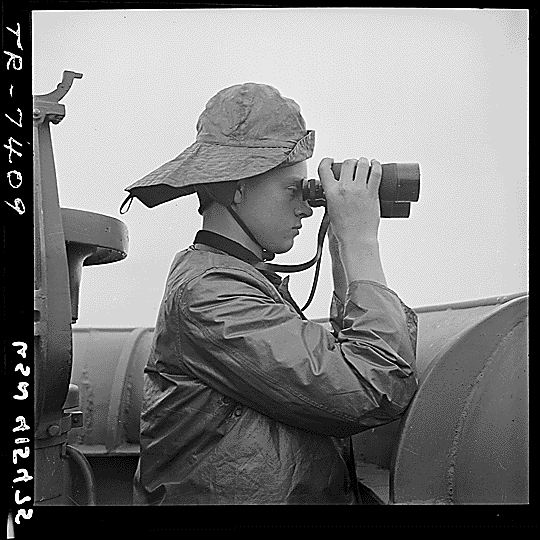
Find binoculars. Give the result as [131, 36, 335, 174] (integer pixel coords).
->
[302, 162, 420, 218]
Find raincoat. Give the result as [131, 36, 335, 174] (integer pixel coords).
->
[133, 233, 418, 505]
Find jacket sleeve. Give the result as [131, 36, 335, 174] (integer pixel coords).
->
[330, 284, 418, 373]
[329, 291, 346, 338]
[178, 266, 418, 438]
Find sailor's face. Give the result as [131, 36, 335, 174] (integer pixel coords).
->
[238, 161, 313, 254]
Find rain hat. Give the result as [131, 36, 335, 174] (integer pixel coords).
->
[120, 82, 315, 213]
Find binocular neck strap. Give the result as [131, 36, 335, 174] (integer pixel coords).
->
[258, 209, 330, 311]
[226, 204, 330, 312]
[255, 210, 330, 274]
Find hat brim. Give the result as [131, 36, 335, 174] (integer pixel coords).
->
[124, 130, 315, 208]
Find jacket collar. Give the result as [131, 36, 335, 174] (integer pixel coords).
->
[193, 229, 306, 319]
[194, 230, 262, 266]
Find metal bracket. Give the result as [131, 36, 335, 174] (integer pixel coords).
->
[33, 70, 83, 125]
[34, 70, 83, 103]
[35, 411, 83, 449]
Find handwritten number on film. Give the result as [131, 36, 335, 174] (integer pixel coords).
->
[4, 22, 24, 215]
[12, 341, 33, 522]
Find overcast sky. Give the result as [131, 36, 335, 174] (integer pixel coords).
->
[32, 8, 528, 328]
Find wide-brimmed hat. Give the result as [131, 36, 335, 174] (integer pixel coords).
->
[121, 82, 315, 212]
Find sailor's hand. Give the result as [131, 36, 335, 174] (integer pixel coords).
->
[318, 157, 382, 246]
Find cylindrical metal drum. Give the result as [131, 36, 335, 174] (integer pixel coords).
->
[67, 327, 153, 455]
[352, 293, 528, 467]
[391, 293, 528, 504]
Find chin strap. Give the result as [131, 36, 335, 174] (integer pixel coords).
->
[226, 206, 276, 261]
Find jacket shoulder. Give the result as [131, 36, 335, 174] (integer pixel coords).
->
[167, 247, 279, 300]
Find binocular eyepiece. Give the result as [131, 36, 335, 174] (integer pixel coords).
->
[302, 162, 420, 218]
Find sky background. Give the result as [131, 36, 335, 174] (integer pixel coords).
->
[32, 8, 528, 328]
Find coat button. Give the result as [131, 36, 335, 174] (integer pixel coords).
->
[234, 407, 242, 417]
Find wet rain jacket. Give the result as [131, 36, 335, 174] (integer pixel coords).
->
[133, 232, 418, 505]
